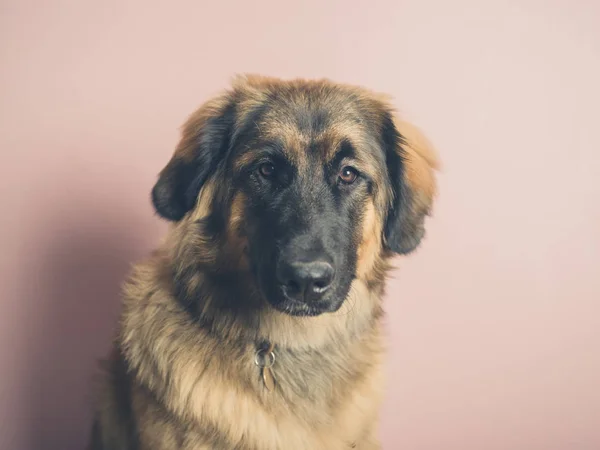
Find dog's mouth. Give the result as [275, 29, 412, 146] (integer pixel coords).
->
[257, 277, 348, 317]
[268, 295, 339, 317]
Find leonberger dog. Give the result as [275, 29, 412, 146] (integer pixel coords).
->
[89, 74, 439, 450]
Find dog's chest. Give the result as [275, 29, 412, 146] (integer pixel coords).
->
[162, 339, 383, 450]
[228, 340, 383, 450]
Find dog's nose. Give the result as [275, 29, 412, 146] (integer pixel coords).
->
[277, 260, 335, 302]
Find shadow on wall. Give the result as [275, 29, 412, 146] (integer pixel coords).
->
[23, 209, 154, 450]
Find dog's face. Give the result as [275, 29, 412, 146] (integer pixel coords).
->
[151, 75, 438, 316]
[232, 104, 387, 316]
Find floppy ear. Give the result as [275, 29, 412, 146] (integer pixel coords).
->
[382, 113, 439, 254]
[151, 96, 236, 221]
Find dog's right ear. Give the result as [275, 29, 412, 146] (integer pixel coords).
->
[151, 95, 236, 221]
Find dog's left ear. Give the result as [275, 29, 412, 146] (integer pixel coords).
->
[381, 113, 439, 254]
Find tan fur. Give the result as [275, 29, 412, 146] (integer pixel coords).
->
[395, 118, 440, 217]
[117, 259, 384, 450]
[91, 75, 439, 450]
[356, 202, 383, 281]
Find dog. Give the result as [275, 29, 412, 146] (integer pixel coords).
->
[89, 74, 439, 450]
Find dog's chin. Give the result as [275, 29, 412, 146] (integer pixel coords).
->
[269, 297, 339, 317]
[262, 285, 349, 317]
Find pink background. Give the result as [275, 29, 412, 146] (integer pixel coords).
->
[2, 1, 599, 449]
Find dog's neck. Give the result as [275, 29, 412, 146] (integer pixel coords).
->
[119, 251, 385, 403]
[119, 250, 387, 449]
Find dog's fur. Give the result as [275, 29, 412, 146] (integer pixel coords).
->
[89, 75, 439, 450]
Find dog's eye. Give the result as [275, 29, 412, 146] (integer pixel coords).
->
[258, 162, 276, 179]
[338, 166, 358, 184]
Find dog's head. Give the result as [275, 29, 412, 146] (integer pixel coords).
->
[152, 75, 438, 317]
